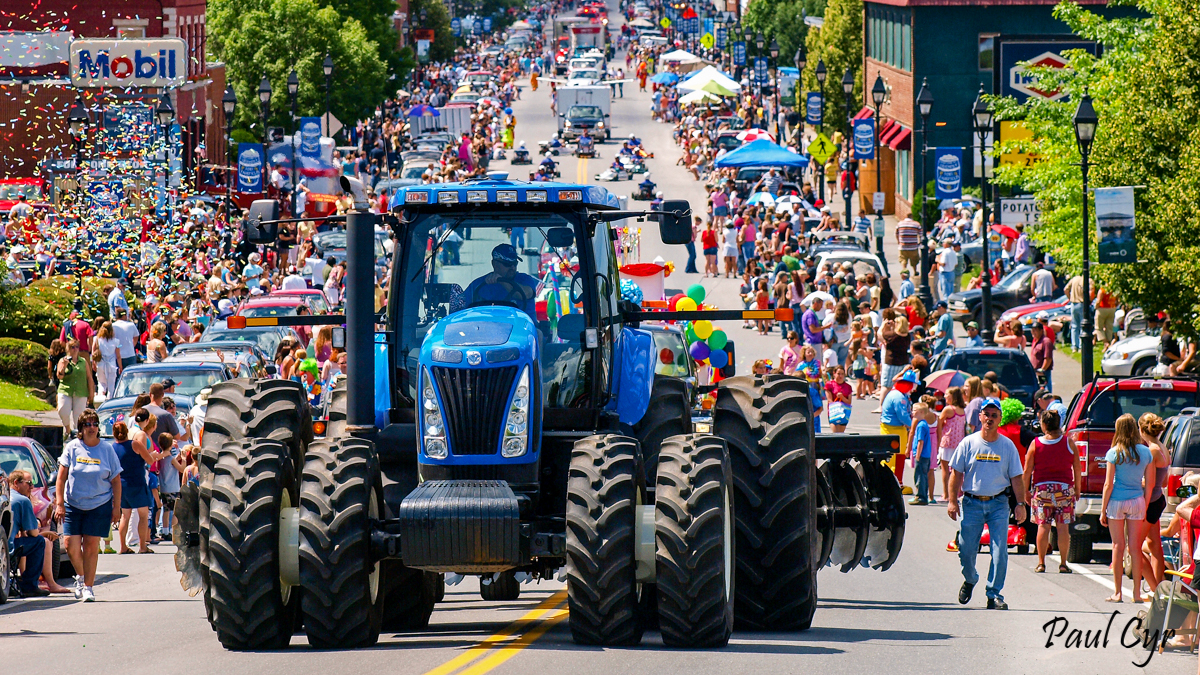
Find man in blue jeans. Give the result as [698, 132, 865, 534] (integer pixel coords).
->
[8, 469, 50, 596]
[947, 397, 1028, 610]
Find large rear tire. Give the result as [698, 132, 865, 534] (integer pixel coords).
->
[714, 374, 818, 631]
[565, 434, 644, 646]
[655, 434, 734, 648]
[633, 376, 692, 482]
[299, 437, 384, 649]
[325, 380, 347, 438]
[204, 439, 298, 650]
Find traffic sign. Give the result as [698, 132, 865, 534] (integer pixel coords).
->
[808, 133, 835, 164]
[322, 113, 343, 138]
[659, 17, 671, 28]
[700, 32, 714, 50]
[872, 192, 885, 212]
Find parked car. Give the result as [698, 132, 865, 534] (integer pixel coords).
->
[814, 250, 885, 282]
[237, 296, 305, 318]
[312, 229, 389, 277]
[947, 264, 1059, 326]
[1163, 409, 1200, 520]
[1063, 375, 1200, 562]
[1101, 331, 1160, 376]
[166, 352, 262, 380]
[0, 436, 71, 581]
[930, 346, 1041, 407]
[201, 321, 304, 355]
[171, 340, 275, 377]
[997, 295, 1067, 335]
[111, 361, 239, 400]
[98, 395, 194, 440]
[809, 231, 870, 256]
[269, 289, 332, 315]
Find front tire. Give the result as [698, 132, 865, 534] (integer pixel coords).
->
[480, 571, 521, 601]
[566, 434, 644, 646]
[381, 566, 438, 631]
[299, 437, 384, 649]
[633, 376, 692, 483]
[655, 434, 734, 648]
[204, 439, 298, 650]
[714, 375, 818, 631]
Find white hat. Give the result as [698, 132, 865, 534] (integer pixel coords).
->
[218, 299, 233, 312]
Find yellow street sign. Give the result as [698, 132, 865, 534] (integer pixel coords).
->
[808, 133, 836, 165]
[659, 17, 671, 28]
[700, 32, 715, 49]
[998, 121, 1037, 167]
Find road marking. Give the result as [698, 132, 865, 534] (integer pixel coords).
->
[576, 157, 588, 184]
[421, 589, 567, 675]
[455, 608, 569, 675]
[1067, 562, 1147, 604]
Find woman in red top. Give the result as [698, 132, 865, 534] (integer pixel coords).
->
[700, 222, 719, 278]
[825, 366, 853, 433]
[1022, 409, 1082, 573]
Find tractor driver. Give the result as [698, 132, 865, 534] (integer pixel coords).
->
[464, 244, 539, 320]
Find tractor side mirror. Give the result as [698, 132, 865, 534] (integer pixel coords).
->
[332, 326, 346, 350]
[657, 199, 692, 245]
[720, 341, 736, 378]
[244, 200, 279, 244]
[547, 227, 575, 248]
[265, 363, 278, 376]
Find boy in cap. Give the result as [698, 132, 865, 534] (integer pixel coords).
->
[965, 321, 984, 348]
[881, 369, 919, 488]
[947, 397, 1028, 610]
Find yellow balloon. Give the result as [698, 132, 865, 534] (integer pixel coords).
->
[676, 297, 698, 312]
[694, 320, 714, 339]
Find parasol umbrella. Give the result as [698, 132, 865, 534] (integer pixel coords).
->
[650, 72, 680, 85]
[803, 291, 835, 305]
[630, 18, 655, 27]
[990, 223, 1020, 239]
[737, 128, 776, 143]
[395, 88, 411, 98]
[698, 79, 736, 97]
[406, 104, 440, 117]
[956, 195, 983, 204]
[746, 192, 775, 206]
[924, 369, 970, 393]
[678, 89, 722, 106]
[774, 194, 803, 214]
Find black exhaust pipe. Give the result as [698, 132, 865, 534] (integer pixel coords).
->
[344, 209, 377, 434]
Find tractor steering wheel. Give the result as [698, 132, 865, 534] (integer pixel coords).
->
[468, 278, 529, 310]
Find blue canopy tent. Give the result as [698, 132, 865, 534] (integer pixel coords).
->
[713, 140, 809, 168]
[650, 72, 680, 85]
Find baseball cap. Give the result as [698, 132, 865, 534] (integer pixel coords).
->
[161, 378, 178, 389]
[981, 397, 1002, 411]
[966, 321, 979, 329]
[900, 269, 910, 277]
[492, 243, 522, 263]
[897, 370, 921, 385]
[935, 300, 948, 309]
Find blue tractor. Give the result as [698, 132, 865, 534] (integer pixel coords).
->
[174, 179, 906, 651]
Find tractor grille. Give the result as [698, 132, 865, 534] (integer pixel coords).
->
[431, 366, 517, 455]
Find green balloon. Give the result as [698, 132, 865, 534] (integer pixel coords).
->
[707, 329, 728, 350]
[685, 324, 698, 342]
[686, 283, 706, 304]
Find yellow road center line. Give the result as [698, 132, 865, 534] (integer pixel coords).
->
[577, 157, 588, 184]
[420, 589, 567, 675]
[455, 608, 570, 675]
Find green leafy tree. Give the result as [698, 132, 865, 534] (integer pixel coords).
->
[798, 0, 862, 132]
[410, 0, 455, 63]
[742, 0, 825, 70]
[991, 0, 1200, 335]
[212, 0, 388, 135]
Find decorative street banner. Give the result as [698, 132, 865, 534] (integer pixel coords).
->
[806, 92, 823, 126]
[299, 117, 322, 161]
[101, 104, 153, 153]
[451, 18, 461, 36]
[237, 143, 264, 193]
[1094, 186, 1137, 264]
[852, 117, 875, 160]
[996, 38, 1098, 104]
[754, 57, 768, 84]
[84, 178, 124, 230]
[715, 26, 727, 49]
[732, 41, 746, 66]
[483, 17, 493, 32]
[933, 147, 963, 200]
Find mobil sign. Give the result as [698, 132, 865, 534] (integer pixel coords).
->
[997, 39, 1098, 104]
[70, 38, 187, 88]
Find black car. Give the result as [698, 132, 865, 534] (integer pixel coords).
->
[931, 346, 1041, 407]
[946, 264, 1060, 326]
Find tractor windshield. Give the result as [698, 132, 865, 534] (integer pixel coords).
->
[396, 211, 592, 408]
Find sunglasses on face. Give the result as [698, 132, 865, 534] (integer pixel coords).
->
[981, 411, 1001, 420]
[79, 421, 98, 428]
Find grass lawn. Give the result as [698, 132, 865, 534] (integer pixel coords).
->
[1057, 343, 1105, 375]
[0, 413, 39, 435]
[0, 380, 52, 411]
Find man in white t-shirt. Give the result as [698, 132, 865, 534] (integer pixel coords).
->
[937, 237, 958, 300]
[281, 266, 308, 291]
[112, 308, 140, 370]
[1030, 262, 1056, 302]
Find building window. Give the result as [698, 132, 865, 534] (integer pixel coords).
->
[117, 27, 144, 39]
[902, 23, 911, 72]
[896, 150, 911, 201]
[979, 34, 997, 71]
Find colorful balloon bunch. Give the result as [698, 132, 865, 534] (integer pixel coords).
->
[668, 284, 729, 370]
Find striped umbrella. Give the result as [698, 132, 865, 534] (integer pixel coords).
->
[924, 369, 970, 393]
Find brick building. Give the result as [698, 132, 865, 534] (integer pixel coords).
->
[0, 0, 227, 178]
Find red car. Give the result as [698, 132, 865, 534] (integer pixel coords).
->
[1063, 375, 1200, 562]
[237, 296, 305, 318]
[997, 294, 1068, 337]
[0, 178, 50, 214]
[0, 436, 72, 577]
[269, 289, 331, 314]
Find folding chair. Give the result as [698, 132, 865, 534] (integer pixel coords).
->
[1151, 510, 1199, 654]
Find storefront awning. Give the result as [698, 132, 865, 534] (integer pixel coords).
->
[887, 126, 912, 151]
[853, 106, 873, 120]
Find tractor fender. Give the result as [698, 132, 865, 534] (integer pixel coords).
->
[610, 327, 655, 426]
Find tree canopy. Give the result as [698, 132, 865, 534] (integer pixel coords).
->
[992, 0, 1200, 335]
[742, 0, 825, 75]
[798, 0, 862, 130]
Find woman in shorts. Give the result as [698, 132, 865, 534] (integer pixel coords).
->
[1100, 413, 1155, 603]
[1135, 413, 1172, 591]
[54, 408, 121, 602]
[1022, 409, 1081, 573]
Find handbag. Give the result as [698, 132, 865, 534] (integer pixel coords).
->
[827, 401, 850, 425]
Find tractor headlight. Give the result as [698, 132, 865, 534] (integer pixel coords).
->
[502, 366, 531, 458]
[421, 368, 449, 459]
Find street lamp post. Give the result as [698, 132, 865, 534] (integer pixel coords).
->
[842, 67, 854, 231]
[1073, 90, 1098, 383]
[222, 86, 237, 222]
[871, 74, 886, 257]
[769, 38, 779, 138]
[815, 59, 826, 204]
[67, 96, 89, 297]
[915, 78, 934, 309]
[155, 91, 174, 227]
[972, 86, 995, 344]
[258, 75, 272, 197]
[755, 33, 764, 117]
[793, 46, 804, 147]
[287, 69, 299, 217]
[323, 54, 334, 138]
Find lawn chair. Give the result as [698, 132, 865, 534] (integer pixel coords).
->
[1143, 505, 1199, 653]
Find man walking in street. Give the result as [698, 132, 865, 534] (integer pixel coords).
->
[895, 214, 922, 274]
[898, 269, 914, 300]
[937, 237, 958, 300]
[1031, 321, 1054, 392]
[932, 301, 954, 354]
[947, 397, 1028, 610]
[1064, 273, 1086, 351]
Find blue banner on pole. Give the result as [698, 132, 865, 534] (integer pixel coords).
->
[754, 57, 768, 84]
[934, 147, 963, 200]
[733, 41, 746, 66]
[805, 92, 823, 126]
[853, 117, 875, 160]
[473, 19, 482, 34]
[237, 143, 264, 193]
[299, 117, 322, 161]
[451, 18, 461, 36]
[715, 26, 727, 49]
[483, 17, 492, 32]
